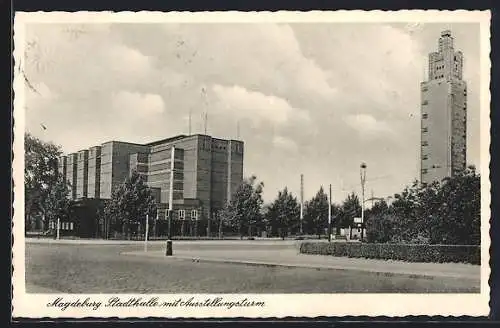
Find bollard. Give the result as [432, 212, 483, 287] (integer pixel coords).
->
[166, 240, 173, 256]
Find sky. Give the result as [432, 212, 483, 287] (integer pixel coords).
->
[22, 22, 481, 204]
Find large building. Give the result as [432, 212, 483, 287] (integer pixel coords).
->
[420, 30, 467, 185]
[58, 134, 244, 237]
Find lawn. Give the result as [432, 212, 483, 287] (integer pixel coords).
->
[25, 243, 479, 293]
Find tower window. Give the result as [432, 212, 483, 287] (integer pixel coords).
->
[422, 113, 428, 119]
[422, 100, 428, 105]
[422, 155, 428, 160]
[422, 141, 428, 146]
[421, 169, 428, 174]
[422, 127, 428, 133]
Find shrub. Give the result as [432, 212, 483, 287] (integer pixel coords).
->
[299, 242, 480, 264]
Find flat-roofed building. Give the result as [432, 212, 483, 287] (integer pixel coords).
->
[58, 134, 244, 237]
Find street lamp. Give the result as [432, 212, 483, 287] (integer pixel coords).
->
[360, 162, 367, 242]
[166, 146, 175, 256]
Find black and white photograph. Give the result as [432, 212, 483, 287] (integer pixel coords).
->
[12, 10, 491, 318]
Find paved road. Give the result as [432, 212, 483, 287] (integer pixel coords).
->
[27, 238, 480, 280]
[25, 239, 480, 293]
[124, 247, 479, 281]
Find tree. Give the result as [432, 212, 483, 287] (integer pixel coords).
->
[24, 133, 62, 231]
[220, 175, 264, 239]
[389, 181, 422, 243]
[304, 187, 329, 239]
[363, 167, 480, 246]
[43, 176, 72, 231]
[266, 187, 300, 239]
[103, 171, 157, 239]
[431, 166, 481, 245]
[336, 193, 361, 234]
[366, 213, 396, 243]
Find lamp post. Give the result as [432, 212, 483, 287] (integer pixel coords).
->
[166, 146, 175, 256]
[360, 162, 367, 242]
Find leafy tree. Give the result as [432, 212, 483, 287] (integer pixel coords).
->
[220, 175, 264, 238]
[336, 193, 361, 234]
[43, 176, 72, 231]
[103, 170, 157, 239]
[431, 166, 481, 245]
[362, 167, 480, 246]
[365, 199, 389, 222]
[389, 181, 422, 243]
[366, 213, 396, 243]
[304, 187, 329, 239]
[266, 187, 300, 239]
[24, 133, 62, 230]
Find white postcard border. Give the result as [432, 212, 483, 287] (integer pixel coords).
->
[12, 10, 492, 318]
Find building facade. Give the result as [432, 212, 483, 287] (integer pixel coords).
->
[58, 134, 244, 237]
[420, 30, 467, 185]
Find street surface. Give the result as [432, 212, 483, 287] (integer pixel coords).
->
[25, 239, 480, 293]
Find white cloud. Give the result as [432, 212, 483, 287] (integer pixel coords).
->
[344, 114, 394, 137]
[106, 44, 152, 77]
[111, 91, 165, 115]
[212, 84, 310, 125]
[22, 22, 481, 203]
[272, 135, 298, 152]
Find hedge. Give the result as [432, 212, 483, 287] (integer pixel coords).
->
[299, 242, 480, 265]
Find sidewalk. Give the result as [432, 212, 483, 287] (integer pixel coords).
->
[25, 237, 298, 246]
[122, 248, 480, 281]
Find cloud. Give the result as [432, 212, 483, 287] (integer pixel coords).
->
[115, 23, 338, 104]
[272, 135, 298, 152]
[111, 91, 165, 115]
[105, 44, 152, 78]
[344, 114, 394, 137]
[21, 22, 481, 204]
[212, 84, 310, 125]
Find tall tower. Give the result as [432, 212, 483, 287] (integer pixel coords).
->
[420, 30, 467, 185]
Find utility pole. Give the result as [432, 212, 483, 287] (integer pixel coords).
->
[360, 162, 367, 242]
[328, 184, 332, 242]
[300, 174, 304, 235]
[166, 146, 175, 256]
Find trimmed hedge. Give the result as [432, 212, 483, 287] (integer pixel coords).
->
[299, 242, 480, 265]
